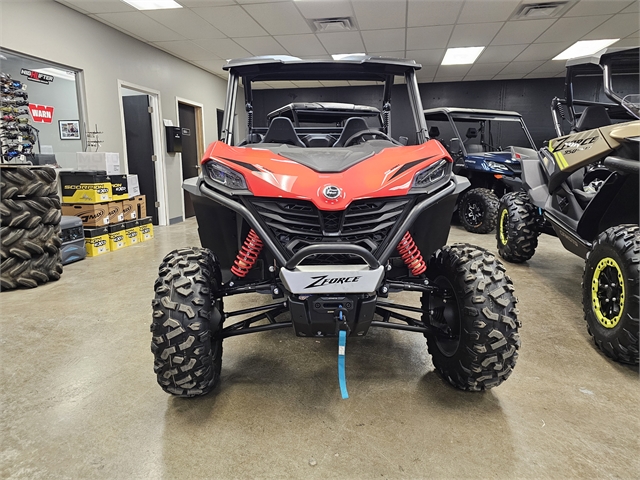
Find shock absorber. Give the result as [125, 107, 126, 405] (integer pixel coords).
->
[231, 229, 264, 277]
[396, 231, 427, 276]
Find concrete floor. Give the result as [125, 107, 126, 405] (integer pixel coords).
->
[1, 218, 638, 479]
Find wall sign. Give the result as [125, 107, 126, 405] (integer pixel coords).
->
[29, 103, 55, 123]
[20, 68, 54, 84]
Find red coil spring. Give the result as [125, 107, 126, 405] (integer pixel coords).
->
[396, 231, 427, 275]
[231, 229, 264, 277]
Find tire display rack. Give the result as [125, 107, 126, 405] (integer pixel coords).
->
[1, 73, 36, 163]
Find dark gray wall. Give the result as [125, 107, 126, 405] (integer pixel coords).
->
[253, 74, 637, 148]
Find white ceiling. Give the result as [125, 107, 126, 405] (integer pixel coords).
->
[55, 0, 639, 87]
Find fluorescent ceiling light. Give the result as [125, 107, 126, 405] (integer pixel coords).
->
[441, 47, 485, 65]
[332, 53, 365, 60]
[553, 39, 619, 60]
[121, 0, 182, 10]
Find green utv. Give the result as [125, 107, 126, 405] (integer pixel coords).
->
[496, 47, 639, 365]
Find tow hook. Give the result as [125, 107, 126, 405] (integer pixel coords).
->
[336, 306, 349, 399]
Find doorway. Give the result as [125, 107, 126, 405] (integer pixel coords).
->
[118, 81, 167, 226]
[178, 101, 204, 219]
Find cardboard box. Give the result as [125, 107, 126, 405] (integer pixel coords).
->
[124, 220, 140, 246]
[84, 226, 110, 256]
[107, 201, 124, 225]
[127, 174, 140, 198]
[109, 174, 129, 201]
[61, 203, 110, 227]
[122, 198, 137, 221]
[60, 171, 111, 204]
[77, 152, 120, 175]
[135, 195, 147, 219]
[108, 224, 126, 251]
[138, 217, 154, 242]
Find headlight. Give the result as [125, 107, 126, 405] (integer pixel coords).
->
[412, 159, 450, 189]
[205, 159, 247, 190]
[486, 161, 509, 172]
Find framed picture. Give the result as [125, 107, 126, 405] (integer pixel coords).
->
[59, 120, 80, 140]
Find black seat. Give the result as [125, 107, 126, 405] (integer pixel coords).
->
[428, 126, 440, 138]
[466, 144, 483, 153]
[574, 106, 611, 132]
[261, 117, 305, 147]
[567, 168, 595, 209]
[333, 117, 369, 147]
[465, 127, 478, 139]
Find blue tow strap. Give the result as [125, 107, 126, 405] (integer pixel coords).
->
[338, 310, 349, 399]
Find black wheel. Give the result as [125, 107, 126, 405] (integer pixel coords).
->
[0, 251, 63, 290]
[458, 188, 499, 234]
[0, 195, 61, 228]
[496, 191, 540, 263]
[1, 224, 62, 260]
[151, 247, 224, 397]
[422, 244, 521, 391]
[583, 225, 639, 365]
[0, 165, 58, 199]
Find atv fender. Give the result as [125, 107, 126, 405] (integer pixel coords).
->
[520, 156, 549, 210]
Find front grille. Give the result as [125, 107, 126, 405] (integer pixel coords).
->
[247, 197, 410, 264]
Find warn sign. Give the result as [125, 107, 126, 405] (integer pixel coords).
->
[29, 104, 54, 123]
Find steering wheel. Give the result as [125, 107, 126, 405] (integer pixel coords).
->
[343, 129, 396, 147]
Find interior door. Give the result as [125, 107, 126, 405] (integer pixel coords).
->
[178, 102, 198, 219]
[122, 95, 158, 225]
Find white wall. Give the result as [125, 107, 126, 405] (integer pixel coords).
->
[0, 0, 230, 223]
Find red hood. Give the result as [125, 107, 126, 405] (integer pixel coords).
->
[201, 140, 451, 211]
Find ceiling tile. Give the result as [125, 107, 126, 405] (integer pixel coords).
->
[178, 0, 236, 5]
[369, 51, 405, 57]
[292, 81, 325, 88]
[316, 32, 365, 54]
[252, 83, 273, 89]
[531, 60, 566, 74]
[436, 64, 472, 77]
[96, 12, 184, 42]
[60, 0, 135, 13]
[294, 0, 353, 19]
[406, 49, 445, 65]
[415, 64, 438, 77]
[515, 42, 571, 61]
[498, 61, 544, 74]
[407, 0, 463, 27]
[415, 74, 435, 83]
[448, 22, 503, 48]
[433, 76, 465, 82]
[193, 38, 252, 59]
[534, 15, 611, 44]
[274, 34, 327, 56]
[407, 25, 454, 50]
[193, 6, 267, 37]
[525, 72, 557, 79]
[234, 36, 289, 56]
[582, 13, 640, 40]
[243, 2, 312, 35]
[319, 81, 352, 87]
[622, 2, 640, 13]
[236, 0, 289, 3]
[457, 0, 521, 24]
[265, 81, 299, 89]
[144, 9, 226, 39]
[153, 40, 216, 61]
[361, 29, 405, 52]
[476, 44, 527, 63]
[565, 0, 633, 17]
[464, 75, 496, 81]
[614, 37, 640, 48]
[467, 62, 508, 76]
[491, 19, 556, 45]
[352, 0, 406, 30]
[493, 73, 525, 80]
[193, 58, 228, 74]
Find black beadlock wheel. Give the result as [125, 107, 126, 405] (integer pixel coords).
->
[496, 191, 540, 263]
[151, 247, 224, 397]
[422, 244, 521, 391]
[1, 224, 62, 260]
[0, 251, 63, 290]
[0, 166, 58, 199]
[458, 188, 499, 234]
[0, 195, 62, 228]
[583, 225, 639, 365]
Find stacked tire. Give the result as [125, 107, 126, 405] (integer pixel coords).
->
[1, 165, 63, 290]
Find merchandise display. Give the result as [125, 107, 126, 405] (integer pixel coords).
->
[0, 73, 36, 164]
[496, 47, 639, 365]
[151, 55, 521, 398]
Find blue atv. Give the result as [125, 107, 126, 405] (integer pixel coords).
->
[424, 108, 537, 233]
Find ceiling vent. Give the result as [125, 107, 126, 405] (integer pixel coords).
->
[514, 2, 570, 19]
[312, 17, 355, 32]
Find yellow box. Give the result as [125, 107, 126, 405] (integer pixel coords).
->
[138, 217, 153, 242]
[124, 220, 139, 246]
[84, 227, 110, 256]
[108, 225, 126, 251]
[60, 172, 112, 204]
